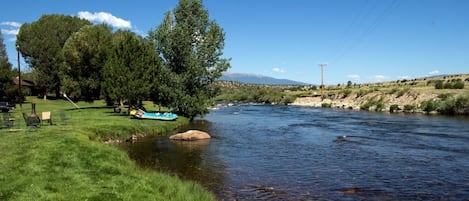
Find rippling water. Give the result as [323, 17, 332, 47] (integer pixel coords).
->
[122, 105, 469, 200]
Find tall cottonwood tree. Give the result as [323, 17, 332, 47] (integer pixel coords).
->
[62, 24, 113, 102]
[102, 30, 161, 108]
[16, 14, 91, 98]
[0, 30, 16, 100]
[148, 0, 230, 119]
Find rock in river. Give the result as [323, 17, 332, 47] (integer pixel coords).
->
[169, 130, 211, 141]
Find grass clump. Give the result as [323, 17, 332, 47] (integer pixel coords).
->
[403, 104, 417, 112]
[396, 87, 410, 98]
[360, 96, 385, 111]
[342, 89, 352, 98]
[0, 97, 215, 201]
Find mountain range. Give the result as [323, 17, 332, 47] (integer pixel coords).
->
[219, 73, 310, 85]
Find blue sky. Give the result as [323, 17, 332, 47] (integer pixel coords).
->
[1, 0, 468, 85]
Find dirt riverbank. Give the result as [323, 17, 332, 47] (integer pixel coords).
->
[291, 90, 440, 112]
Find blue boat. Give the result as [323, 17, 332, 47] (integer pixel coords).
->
[131, 110, 178, 121]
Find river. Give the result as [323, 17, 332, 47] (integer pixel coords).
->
[121, 105, 469, 200]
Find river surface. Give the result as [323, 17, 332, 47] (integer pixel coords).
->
[121, 105, 469, 200]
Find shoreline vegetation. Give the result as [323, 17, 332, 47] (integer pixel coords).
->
[0, 97, 216, 201]
[216, 73, 469, 115]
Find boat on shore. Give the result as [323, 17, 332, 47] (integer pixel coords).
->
[130, 109, 178, 121]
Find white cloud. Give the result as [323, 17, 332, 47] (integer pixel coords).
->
[397, 75, 411, 80]
[1, 21, 21, 36]
[1, 21, 21, 27]
[428, 70, 439, 75]
[347, 74, 360, 80]
[371, 75, 388, 82]
[77, 11, 131, 29]
[272, 67, 286, 73]
[1, 28, 19, 35]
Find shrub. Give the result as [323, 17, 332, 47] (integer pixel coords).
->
[453, 80, 465, 89]
[435, 80, 444, 89]
[389, 104, 400, 113]
[375, 102, 385, 112]
[342, 89, 352, 98]
[360, 102, 371, 111]
[403, 104, 416, 112]
[439, 95, 469, 115]
[444, 82, 453, 89]
[321, 102, 332, 108]
[438, 93, 452, 101]
[421, 99, 440, 113]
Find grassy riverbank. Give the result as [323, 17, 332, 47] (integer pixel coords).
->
[0, 97, 215, 201]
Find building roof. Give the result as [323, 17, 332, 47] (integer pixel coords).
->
[13, 76, 34, 87]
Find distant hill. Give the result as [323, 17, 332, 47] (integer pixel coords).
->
[219, 73, 309, 85]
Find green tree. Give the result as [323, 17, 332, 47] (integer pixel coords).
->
[16, 14, 91, 98]
[0, 30, 16, 101]
[148, 0, 231, 119]
[62, 24, 113, 102]
[102, 30, 161, 108]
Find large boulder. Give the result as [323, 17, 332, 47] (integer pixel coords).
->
[169, 130, 211, 141]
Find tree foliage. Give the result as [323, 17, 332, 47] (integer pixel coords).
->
[0, 30, 16, 100]
[16, 14, 91, 98]
[148, 0, 230, 119]
[62, 24, 113, 102]
[102, 30, 161, 107]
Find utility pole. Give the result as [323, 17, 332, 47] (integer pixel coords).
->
[319, 64, 326, 99]
[17, 45, 22, 108]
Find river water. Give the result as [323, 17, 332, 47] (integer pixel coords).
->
[121, 105, 469, 200]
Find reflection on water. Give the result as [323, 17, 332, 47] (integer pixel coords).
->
[120, 105, 469, 200]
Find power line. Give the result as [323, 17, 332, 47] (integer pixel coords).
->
[328, 0, 402, 66]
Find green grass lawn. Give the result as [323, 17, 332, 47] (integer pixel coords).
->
[0, 97, 215, 201]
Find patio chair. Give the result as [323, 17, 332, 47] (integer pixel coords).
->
[0, 112, 13, 128]
[2, 112, 15, 128]
[23, 113, 40, 130]
[41, 111, 53, 125]
[59, 110, 69, 124]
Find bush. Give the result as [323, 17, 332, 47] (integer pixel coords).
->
[421, 99, 440, 113]
[403, 104, 416, 112]
[438, 93, 452, 100]
[444, 82, 453, 89]
[453, 80, 465, 89]
[342, 89, 352, 98]
[439, 95, 469, 115]
[360, 102, 372, 111]
[321, 102, 332, 108]
[375, 102, 385, 112]
[389, 104, 400, 113]
[435, 79, 465, 89]
[435, 80, 444, 89]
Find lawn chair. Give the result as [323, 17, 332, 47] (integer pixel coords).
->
[41, 111, 53, 125]
[59, 110, 69, 124]
[2, 112, 15, 128]
[23, 113, 40, 130]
